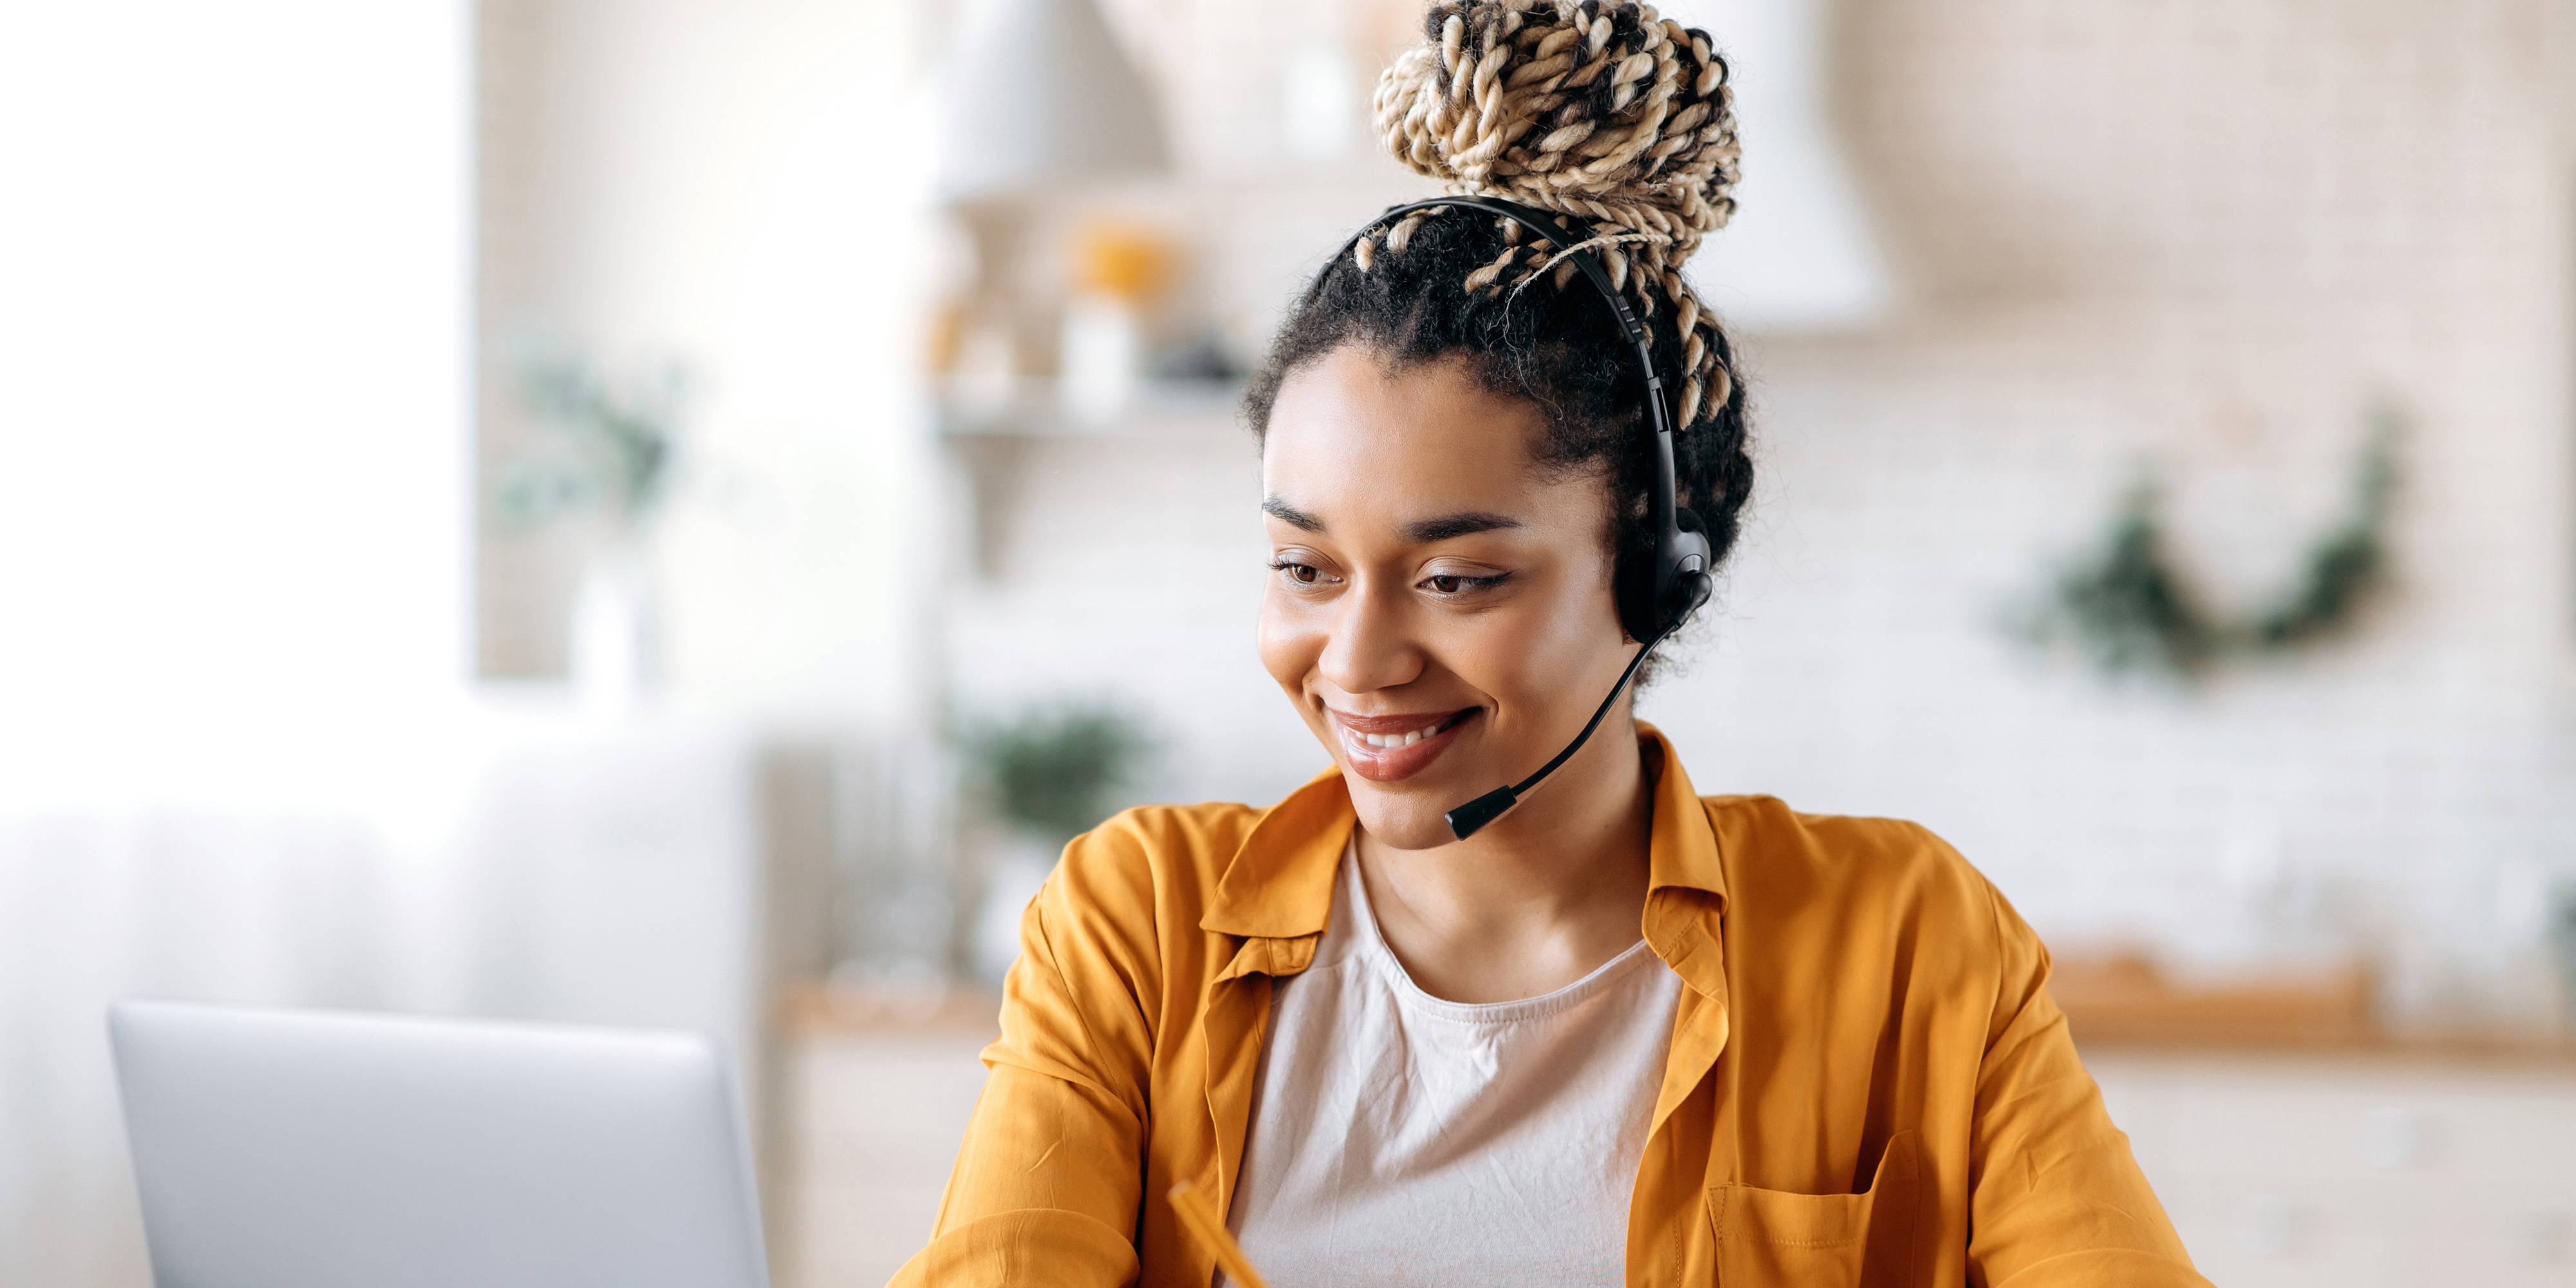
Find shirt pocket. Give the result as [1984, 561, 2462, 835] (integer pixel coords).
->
[1706, 1128, 1922, 1287]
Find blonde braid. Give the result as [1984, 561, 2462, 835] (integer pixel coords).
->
[1359, 0, 1740, 437]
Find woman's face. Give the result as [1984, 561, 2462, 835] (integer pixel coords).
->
[1258, 343, 1637, 850]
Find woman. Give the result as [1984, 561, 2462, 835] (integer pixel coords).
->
[895, 2, 2206, 1284]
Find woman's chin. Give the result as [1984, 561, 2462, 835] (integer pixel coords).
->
[1345, 786, 1472, 851]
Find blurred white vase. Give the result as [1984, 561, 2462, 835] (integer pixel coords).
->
[569, 537, 661, 714]
[1060, 294, 1141, 423]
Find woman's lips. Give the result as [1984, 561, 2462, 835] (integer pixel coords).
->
[1331, 706, 1479, 782]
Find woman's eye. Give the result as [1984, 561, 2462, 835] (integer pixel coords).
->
[1270, 558, 1331, 587]
[1424, 572, 1508, 596]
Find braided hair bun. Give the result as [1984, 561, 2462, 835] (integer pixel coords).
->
[1374, 0, 1740, 254]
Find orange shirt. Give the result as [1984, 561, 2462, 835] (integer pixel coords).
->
[892, 721, 2208, 1287]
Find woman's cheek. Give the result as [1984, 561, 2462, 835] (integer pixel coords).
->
[1452, 585, 1608, 711]
[1255, 592, 1320, 697]
[1449, 623, 1534, 712]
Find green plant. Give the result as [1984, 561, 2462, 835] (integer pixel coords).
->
[956, 700, 1157, 845]
[491, 350, 690, 535]
[2011, 404, 2401, 681]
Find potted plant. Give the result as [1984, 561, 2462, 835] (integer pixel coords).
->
[954, 699, 1156, 983]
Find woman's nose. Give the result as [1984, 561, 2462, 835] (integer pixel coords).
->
[1316, 580, 1425, 696]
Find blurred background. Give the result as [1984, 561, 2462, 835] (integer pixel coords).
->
[3, 0, 2573, 1283]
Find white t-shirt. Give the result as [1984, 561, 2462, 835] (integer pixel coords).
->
[1219, 835, 1683, 1287]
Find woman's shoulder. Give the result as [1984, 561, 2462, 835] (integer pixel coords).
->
[1002, 802, 1271, 1019]
[1698, 792, 2024, 947]
[1037, 800, 1267, 933]
[1060, 799, 1264, 878]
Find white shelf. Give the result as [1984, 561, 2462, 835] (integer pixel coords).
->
[933, 377, 1247, 440]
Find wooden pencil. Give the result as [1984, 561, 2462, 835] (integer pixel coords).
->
[1166, 1180, 1272, 1288]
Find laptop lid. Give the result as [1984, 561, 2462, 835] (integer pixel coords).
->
[108, 998, 769, 1288]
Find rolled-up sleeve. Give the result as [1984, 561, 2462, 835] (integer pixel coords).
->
[1965, 878, 2212, 1288]
[890, 828, 1162, 1287]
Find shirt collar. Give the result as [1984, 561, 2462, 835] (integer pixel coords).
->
[1199, 720, 1729, 945]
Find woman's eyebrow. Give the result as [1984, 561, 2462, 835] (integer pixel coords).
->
[1261, 498, 1524, 543]
[1262, 496, 1325, 531]
[1404, 511, 1523, 542]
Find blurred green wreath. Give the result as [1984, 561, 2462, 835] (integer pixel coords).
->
[2009, 404, 2401, 681]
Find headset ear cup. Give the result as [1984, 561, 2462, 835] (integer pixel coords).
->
[1671, 568, 1714, 625]
[1614, 540, 1660, 644]
[1661, 508, 1716, 633]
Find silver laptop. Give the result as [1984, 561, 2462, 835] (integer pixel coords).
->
[108, 998, 769, 1288]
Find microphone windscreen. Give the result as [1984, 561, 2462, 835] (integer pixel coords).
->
[1444, 786, 1520, 842]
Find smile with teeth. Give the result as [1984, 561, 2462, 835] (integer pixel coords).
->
[1354, 710, 1472, 748]
[1331, 706, 1479, 782]
[1350, 706, 1473, 747]
[1329, 706, 1473, 773]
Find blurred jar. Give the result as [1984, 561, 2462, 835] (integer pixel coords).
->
[1060, 219, 1176, 421]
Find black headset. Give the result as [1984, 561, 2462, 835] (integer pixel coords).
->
[1305, 196, 1716, 840]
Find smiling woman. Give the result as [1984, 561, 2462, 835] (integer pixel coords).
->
[893, 3, 2208, 1286]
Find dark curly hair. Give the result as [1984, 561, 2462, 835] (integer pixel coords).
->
[1240, 0, 1754, 684]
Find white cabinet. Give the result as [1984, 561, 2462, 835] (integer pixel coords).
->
[2089, 1049, 2576, 1287]
[774, 1021, 996, 1288]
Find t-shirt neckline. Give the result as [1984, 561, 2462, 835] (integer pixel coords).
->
[1337, 833, 1663, 1026]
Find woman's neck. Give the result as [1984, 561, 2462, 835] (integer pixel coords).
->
[1352, 720, 1658, 1003]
